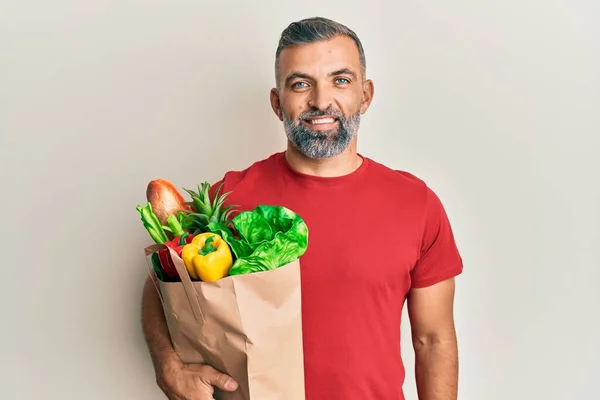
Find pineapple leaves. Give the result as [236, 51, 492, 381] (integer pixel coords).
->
[179, 181, 238, 235]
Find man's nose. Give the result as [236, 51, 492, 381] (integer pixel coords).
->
[308, 86, 333, 111]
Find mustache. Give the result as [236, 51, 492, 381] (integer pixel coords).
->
[298, 107, 344, 120]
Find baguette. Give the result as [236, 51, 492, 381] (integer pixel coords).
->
[146, 179, 190, 225]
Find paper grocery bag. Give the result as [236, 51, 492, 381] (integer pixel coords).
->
[144, 244, 305, 400]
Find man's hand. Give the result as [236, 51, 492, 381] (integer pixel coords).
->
[141, 276, 238, 399]
[156, 358, 238, 400]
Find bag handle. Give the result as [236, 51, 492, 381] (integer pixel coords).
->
[144, 244, 166, 304]
[143, 244, 205, 324]
[167, 246, 205, 324]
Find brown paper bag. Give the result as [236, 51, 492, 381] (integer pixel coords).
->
[144, 243, 306, 400]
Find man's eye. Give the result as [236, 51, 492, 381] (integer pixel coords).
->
[291, 82, 307, 88]
[335, 78, 350, 84]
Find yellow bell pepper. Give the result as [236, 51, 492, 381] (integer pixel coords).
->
[181, 232, 233, 282]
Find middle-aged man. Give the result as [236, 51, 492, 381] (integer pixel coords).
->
[141, 16, 463, 400]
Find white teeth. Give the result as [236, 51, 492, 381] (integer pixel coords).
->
[310, 117, 335, 124]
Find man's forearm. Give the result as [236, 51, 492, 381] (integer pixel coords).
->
[413, 335, 459, 400]
[141, 276, 179, 371]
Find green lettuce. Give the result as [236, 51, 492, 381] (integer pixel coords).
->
[206, 205, 308, 275]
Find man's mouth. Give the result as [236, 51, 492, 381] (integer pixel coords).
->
[305, 116, 337, 125]
[302, 116, 340, 132]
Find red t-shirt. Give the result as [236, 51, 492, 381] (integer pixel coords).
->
[212, 151, 463, 400]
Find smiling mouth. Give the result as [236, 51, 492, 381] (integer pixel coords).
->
[304, 116, 338, 125]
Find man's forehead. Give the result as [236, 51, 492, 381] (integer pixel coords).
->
[278, 35, 362, 76]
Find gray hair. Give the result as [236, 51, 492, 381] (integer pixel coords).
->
[274, 17, 367, 88]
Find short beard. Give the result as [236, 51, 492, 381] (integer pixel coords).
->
[282, 106, 361, 159]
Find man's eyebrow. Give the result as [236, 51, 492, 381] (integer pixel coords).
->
[329, 68, 357, 79]
[284, 72, 312, 86]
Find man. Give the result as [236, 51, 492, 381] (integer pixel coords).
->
[141, 16, 463, 400]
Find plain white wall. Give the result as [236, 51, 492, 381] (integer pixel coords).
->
[1, 1, 598, 399]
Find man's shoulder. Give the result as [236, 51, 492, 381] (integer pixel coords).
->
[212, 151, 282, 190]
[365, 155, 430, 193]
[365, 156, 453, 231]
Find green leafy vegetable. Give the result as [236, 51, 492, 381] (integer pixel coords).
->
[205, 221, 254, 259]
[136, 203, 169, 244]
[206, 205, 308, 275]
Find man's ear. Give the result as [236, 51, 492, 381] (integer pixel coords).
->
[360, 79, 375, 114]
[270, 88, 283, 121]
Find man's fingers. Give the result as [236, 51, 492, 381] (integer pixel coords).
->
[201, 365, 238, 392]
[163, 391, 183, 400]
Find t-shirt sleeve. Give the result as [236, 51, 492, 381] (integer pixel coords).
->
[410, 186, 464, 288]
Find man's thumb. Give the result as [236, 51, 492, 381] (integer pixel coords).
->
[206, 368, 238, 392]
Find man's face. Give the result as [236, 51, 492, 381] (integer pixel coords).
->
[270, 35, 374, 159]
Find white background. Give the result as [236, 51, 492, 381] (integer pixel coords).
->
[1, 1, 599, 399]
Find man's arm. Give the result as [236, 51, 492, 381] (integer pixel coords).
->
[407, 277, 459, 400]
[141, 276, 180, 374]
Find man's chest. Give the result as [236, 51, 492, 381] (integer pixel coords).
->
[298, 202, 421, 296]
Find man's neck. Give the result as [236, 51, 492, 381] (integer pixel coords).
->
[284, 141, 363, 178]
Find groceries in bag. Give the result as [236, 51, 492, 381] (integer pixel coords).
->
[136, 179, 308, 283]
